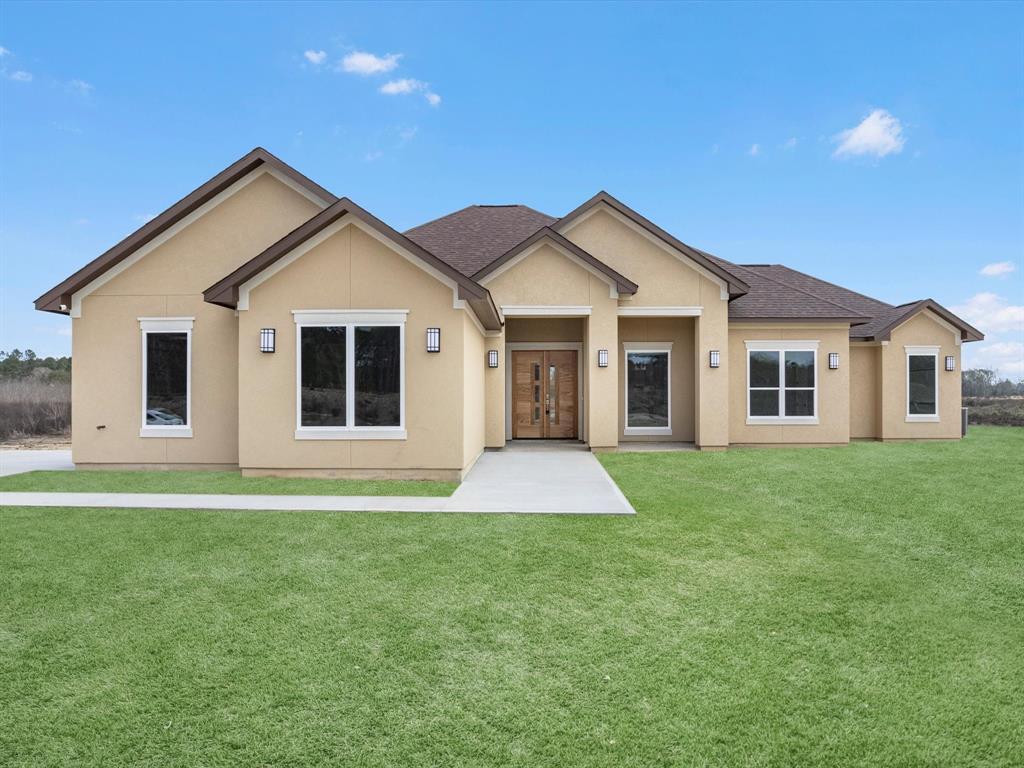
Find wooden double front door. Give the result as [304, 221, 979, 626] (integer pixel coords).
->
[511, 350, 578, 439]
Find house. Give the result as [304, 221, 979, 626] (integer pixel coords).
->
[35, 148, 983, 480]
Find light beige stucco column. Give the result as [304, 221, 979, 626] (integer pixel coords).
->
[484, 328, 506, 447]
[587, 275, 619, 449]
[694, 280, 730, 449]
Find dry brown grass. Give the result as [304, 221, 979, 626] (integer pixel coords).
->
[0, 377, 71, 439]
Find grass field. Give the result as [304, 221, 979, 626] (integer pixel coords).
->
[0, 469, 456, 496]
[2, 427, 1022, 766]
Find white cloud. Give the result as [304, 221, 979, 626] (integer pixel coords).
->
[980, 261, 1016, 278]
[398, 126, 418, 144]
[748, 144, 760, 157]
[833, 109, 905, 158]
[951, 292, 1024, 336]
[425, 91, 441, 107]
[964, 341, 1024, 379]
[380, 78, 425, 95]
[134, 213, 155, 224]
[782, 137, 798, 150]
[364, 150, 383, 162]
[57, 325, 72, 337]
[68, 79, 93, 95]
[303, 50, 327, 65]
[341, 51, 401, 75]
[0, 46, 10, 57]
[711, 144, 719, 155]
[8, 70, 32, 82]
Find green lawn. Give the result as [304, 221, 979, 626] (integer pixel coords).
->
[0, 469, 456, 496]
[2, 427, 1022, 767]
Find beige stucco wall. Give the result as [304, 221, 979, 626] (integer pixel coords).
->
[71, 171, 322, 466]
[879, 311, 962, 440]
[728, 324, 851, 445]
[618, 317, 696, 442]
[849, 344, 880, 439]
[484, 328, 506, 448]
[462, 312, 486, 470]
[505, 317, 584, 343]
[237, 222, 471, 475]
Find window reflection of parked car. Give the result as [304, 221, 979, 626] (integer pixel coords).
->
[146, 408, 183, 425]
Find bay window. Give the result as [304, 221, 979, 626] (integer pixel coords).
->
[905, 346, 939, 422]
[294, 310, 406, 439]
[623, 342, 672, 435]
[746, 341, 818, 424]
[139, 317, 193, 437]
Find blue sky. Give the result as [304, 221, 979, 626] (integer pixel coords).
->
[2, 1, 1022, 375]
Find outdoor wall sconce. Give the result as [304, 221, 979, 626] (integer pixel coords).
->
[260, 328, 276, 353]
[828, 352, 840, 370]
[945, 355, 956, 372]
[709, 350, 720, 368]
[487, 350, 499, 368]
[426, 327, 441, 353]
[598, 349, 609, 368]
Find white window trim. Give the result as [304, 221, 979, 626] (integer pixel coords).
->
[623, 342, 673, 436]
[139, 317, 193, 438]
[905, 346, 940, 422]
[745, 341, 819, 425]
[294, 310, 407, 440]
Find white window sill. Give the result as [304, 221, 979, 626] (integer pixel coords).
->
[746, 417, 819, 426]
[140, 426, 193, 438]
[294, 427, 407, 441]
[624, 426, 672, 436]
[905, 415, 940, 423]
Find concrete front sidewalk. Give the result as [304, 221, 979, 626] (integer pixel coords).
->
[0, 449, 74, 477]
[0, 448, 635, 515]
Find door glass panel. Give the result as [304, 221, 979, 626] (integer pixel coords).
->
[549, 364, 556, 423]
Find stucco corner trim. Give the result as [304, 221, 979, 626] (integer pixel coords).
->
[618, 306, 702, 317]
[294, 428, 408, 441]
[140, 426, 193, 438]
[501, 305, 592, 317]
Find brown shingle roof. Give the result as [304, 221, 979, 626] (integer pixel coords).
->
[405, 204, 556, 277]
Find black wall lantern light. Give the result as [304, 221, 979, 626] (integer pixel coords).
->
[945, 355, 956, 372]
[598, 349, 609, 368]
[828, 352, 840, 370]
[487, 350, 499, 368]
[709, 350, 720, 368]
[260, 328, 276, 353]
[426, 327, 441, 353]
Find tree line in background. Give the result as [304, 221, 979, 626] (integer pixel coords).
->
[0, 350, 72, 439]
[0, 350, 1022, 439]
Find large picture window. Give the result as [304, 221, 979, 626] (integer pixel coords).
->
[746, 342, 818, 424]
[624, 342, 671, 435]
[295, 311, 406, 439]
[906, 347, 939, 422]
[140, 317, 193, 437]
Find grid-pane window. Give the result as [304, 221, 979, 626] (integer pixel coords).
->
[748, 348, 816, 419]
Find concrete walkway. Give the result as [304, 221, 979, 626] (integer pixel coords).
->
[0, 448, 635, 515]
[0, 449, 74, 477]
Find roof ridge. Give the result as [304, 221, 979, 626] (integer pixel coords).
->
[735, 263, 870, 318]
[767, 264, 894, 310]
[404, 203, 479, 234]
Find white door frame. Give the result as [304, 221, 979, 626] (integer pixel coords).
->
[505, 342, 585, 441]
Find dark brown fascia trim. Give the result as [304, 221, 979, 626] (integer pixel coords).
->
[34, 147, 337, 314]
[471, 226, 638, 295]
[870, 299, 984, 342]
[554, 191, 749, 296]
[204, 196, 492, 310]
[729, 316, 872, 325]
